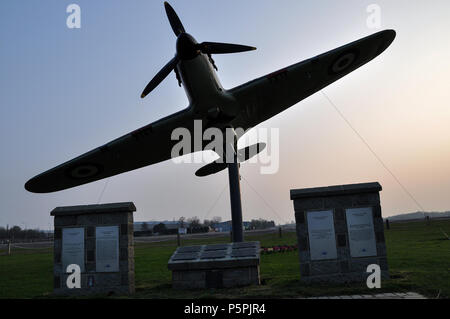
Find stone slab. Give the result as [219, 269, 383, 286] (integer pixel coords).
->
[200, 250, 228, 259]
[232, 242, 258, 249]
[231, 248, 258, 257]
[172, 252, 200, 261]
[51, 202, 136, 217]
[204, 244, 229, 251]
[178, 246, 202, 253]
[168, 242, 261, 289]
[290, 182, 382, 200]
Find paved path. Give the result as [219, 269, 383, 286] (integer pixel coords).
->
[307, 292, 426, 299]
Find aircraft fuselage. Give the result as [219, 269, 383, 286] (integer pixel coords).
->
[176, 53, 240, 128]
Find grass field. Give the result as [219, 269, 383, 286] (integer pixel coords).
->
[0, 220, 449, 299]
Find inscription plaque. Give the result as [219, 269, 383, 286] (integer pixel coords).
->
[346, 207, 377, 257]
[62, 227, 85, 272]
[96, 226, 119, 272]
[307, 210, 337, 260]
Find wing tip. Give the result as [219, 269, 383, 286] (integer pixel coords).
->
[372, 29, 396, 57]
[25, 175, 61, 194]
[384, 29, 396, 42]
[24, 178, 42, 193]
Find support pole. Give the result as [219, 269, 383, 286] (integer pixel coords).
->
[227, 154, 244, 243]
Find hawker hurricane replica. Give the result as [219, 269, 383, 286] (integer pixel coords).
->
[25, 2, 395, 193]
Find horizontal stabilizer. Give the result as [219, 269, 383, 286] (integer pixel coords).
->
[195, 161, 227, 177]
[237, 143, 266, 162]
[195, 143, 266, 177]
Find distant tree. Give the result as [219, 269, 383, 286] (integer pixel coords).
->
[0, 227, 6, 239]
[188, 217, 208, 234]
[203, 217, 222, 230]
[153, 223, 167, 235]
[203, 219, 212, 227]
[0, 225, 48, 241]
[10, 226, 21, 233]
[187, 216, 201, 228]
[178, 216, 186, 228]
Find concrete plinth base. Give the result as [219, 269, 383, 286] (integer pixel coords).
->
[168, 242, 260, 289]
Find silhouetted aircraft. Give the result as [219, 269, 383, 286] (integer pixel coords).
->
[25, 2, 395, 193]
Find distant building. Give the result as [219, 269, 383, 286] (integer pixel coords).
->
[134, 221, 190, 235]
[212, 221, 251, 233]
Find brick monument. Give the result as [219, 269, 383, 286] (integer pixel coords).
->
[290, 182, 389, 283]
[51, 202, 136, 295]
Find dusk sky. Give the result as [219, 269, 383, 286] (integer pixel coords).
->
[1, 0, 449, 230]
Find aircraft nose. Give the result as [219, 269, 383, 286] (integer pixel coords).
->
[176, 33, 199, 60]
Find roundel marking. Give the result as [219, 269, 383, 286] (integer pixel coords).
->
[69, 164, 100, 179]
[330, 51, 357, 74]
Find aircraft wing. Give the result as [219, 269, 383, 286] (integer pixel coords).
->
[230, 30, 396, 129]
[25, 108, 194, 193]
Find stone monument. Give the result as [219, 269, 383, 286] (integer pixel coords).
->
[290, 182, 389, 283]
[168, 242, 260, 289]
[51, 202, 136, 295]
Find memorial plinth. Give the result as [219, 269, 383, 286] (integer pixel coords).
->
[168, 242, 261, 289]
[290, 182, 389, 283]
[51, 202, 136, 296]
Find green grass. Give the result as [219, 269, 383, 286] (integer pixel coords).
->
[0, 220, 449, 299]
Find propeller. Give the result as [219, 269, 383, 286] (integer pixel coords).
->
[197, 42, 256, 55]
[164, 1, 186, 37]
[141, 2, 256, 99]
[141, 56, 179, 98]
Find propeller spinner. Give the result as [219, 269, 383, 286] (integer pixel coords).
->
[140, 2, 256, 99]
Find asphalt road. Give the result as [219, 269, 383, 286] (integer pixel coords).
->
[0, 227, 296, 250]
[134, 227, 295, 243]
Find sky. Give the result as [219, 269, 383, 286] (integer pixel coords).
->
[1, 0, 450, 230]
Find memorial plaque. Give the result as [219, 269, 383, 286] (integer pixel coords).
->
[201, 250, 227, 259]
[307, 210, 337, 260]
[172, 252, 199, 261]
[62, 227, 85, 272]
[232, 248, 257, 257]
[204, 244, 229, 251]
[232, 242, 257, 249]
[346, 207, 377, 258]
[178, 246, 201, 253]
[96, 226, 119, 272]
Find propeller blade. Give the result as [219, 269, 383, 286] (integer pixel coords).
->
[198, 42, 256, 54]
[164, 2, 185, 37]
[141, 56, 178, 98]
